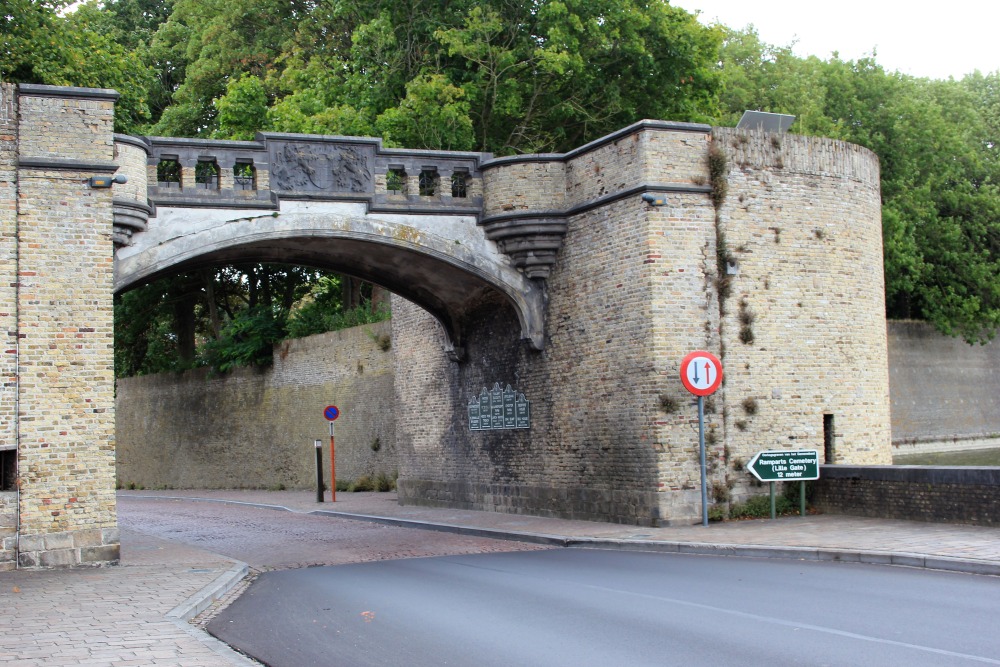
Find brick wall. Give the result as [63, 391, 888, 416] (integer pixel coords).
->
[713, 128, 891, 507]
[0, 85, 18, 570]
[115, 322, 397, 490]
[1, 85, 120, 568]
[888, 320, 1000, 452]
[812, 465, 1000, 526]
[1, 85, 17, 460]
[393, 123, 890, 526]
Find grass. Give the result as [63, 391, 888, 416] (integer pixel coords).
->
[893, 447, 1000, 466]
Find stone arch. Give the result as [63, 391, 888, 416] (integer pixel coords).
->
[113, 209, 546, 358]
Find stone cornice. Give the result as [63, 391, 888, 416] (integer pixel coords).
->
[17, 84, 120, 101]
[481, 120, 712, 171]
[19, 157, 119, 173]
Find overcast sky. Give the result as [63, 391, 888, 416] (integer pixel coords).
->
[673, 0, 999, 80]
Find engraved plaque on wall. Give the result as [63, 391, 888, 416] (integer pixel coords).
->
[269, 141, 374, 194]
[469, 383, 530, 431]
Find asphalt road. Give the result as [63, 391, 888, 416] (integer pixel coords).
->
[121, 497, 1000, 667]
[209, 549, 1000, 667]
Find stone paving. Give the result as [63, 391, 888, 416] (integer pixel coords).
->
[125, 489, 1000, 570]
[2, 490, 999, 667]
[0, 530, 256, 667]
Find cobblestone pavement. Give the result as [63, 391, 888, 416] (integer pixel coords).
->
[118, 495, 552, 572]
[124, 489, 1000, 570]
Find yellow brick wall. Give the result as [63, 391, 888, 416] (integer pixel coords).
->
[11, 86, 119, 567]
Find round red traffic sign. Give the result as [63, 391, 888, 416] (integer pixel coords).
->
[680, 351, 723, 396]
[323, 405, 340, 421]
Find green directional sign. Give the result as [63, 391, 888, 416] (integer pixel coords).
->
[746, 449, 820, 482]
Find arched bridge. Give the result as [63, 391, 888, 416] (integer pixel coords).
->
[112, 134, 558, 357]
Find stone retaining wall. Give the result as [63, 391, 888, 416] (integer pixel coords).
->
[888, 320, 1000, 454]
[115, 322, 397, 490]
[812, 465, 1000, 526]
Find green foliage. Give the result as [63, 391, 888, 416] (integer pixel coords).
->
[141, 0, 722, 151]
[198, 306, 287, 373]
[376, 74, 475, 150]
[286, 272, 390, 340]
[712, 493, 795, 521]
[214, 75, 268, 140]
[1, 0, 157, 133]
[715, 27, 1000, 343]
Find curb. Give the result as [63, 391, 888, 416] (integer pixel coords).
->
[167, 562, 250, 622]
[311, 509, 1000, 577]
[166, 559, 258, 666]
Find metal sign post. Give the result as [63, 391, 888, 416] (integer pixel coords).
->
[679, 351, 723, 527]
[324, 405, 340, 501]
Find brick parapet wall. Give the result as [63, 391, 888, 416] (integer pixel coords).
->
[12, 85, 118, 567]
[112, 136, 149, 204]
[712, 128, 890, 505]
[481, 161, 566, 216]
[812, 465, 1000, 526]
[115, 321, 397, 490]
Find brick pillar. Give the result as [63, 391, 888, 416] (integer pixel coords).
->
[0, 85, 18, 569]
[13, 85, 120, 568]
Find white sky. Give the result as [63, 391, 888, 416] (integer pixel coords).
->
[673, 0, 1000, 80]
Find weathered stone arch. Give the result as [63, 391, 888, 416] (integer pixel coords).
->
[113, 208, 546, 358]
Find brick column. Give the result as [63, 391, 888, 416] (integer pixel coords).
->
[13, 84, 119, 568]
[0, 85, 18, 569]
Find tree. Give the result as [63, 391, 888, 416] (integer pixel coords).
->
[715, 27, 1000, 342]
[0, 0, 157, 132]
[149, 0, 723, 151]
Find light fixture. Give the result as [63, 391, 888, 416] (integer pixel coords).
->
[88, 174, 128, 188]
[641, 192, 666, 206]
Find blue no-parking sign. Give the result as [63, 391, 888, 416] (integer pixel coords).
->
[323, 405, 340, 421]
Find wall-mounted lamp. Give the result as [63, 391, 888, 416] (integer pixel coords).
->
[641, 192, 666, 206]
[88, 174, 128, 188]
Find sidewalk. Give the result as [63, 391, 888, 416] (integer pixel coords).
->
[124, 489, 1000, 575]
[0, 528, 258, 667]
[2, 490, 999, 667]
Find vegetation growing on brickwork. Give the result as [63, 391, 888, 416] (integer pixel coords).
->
[368, 331, 393, 352]
[742, 397, 758, 415]
[658, 394, 679, 413]
[708, 142, 729, 209]
[738, 298, 756, 345]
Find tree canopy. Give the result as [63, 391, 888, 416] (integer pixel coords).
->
[6, 0, 1000, 367]
[715, 27, 1000, 342]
